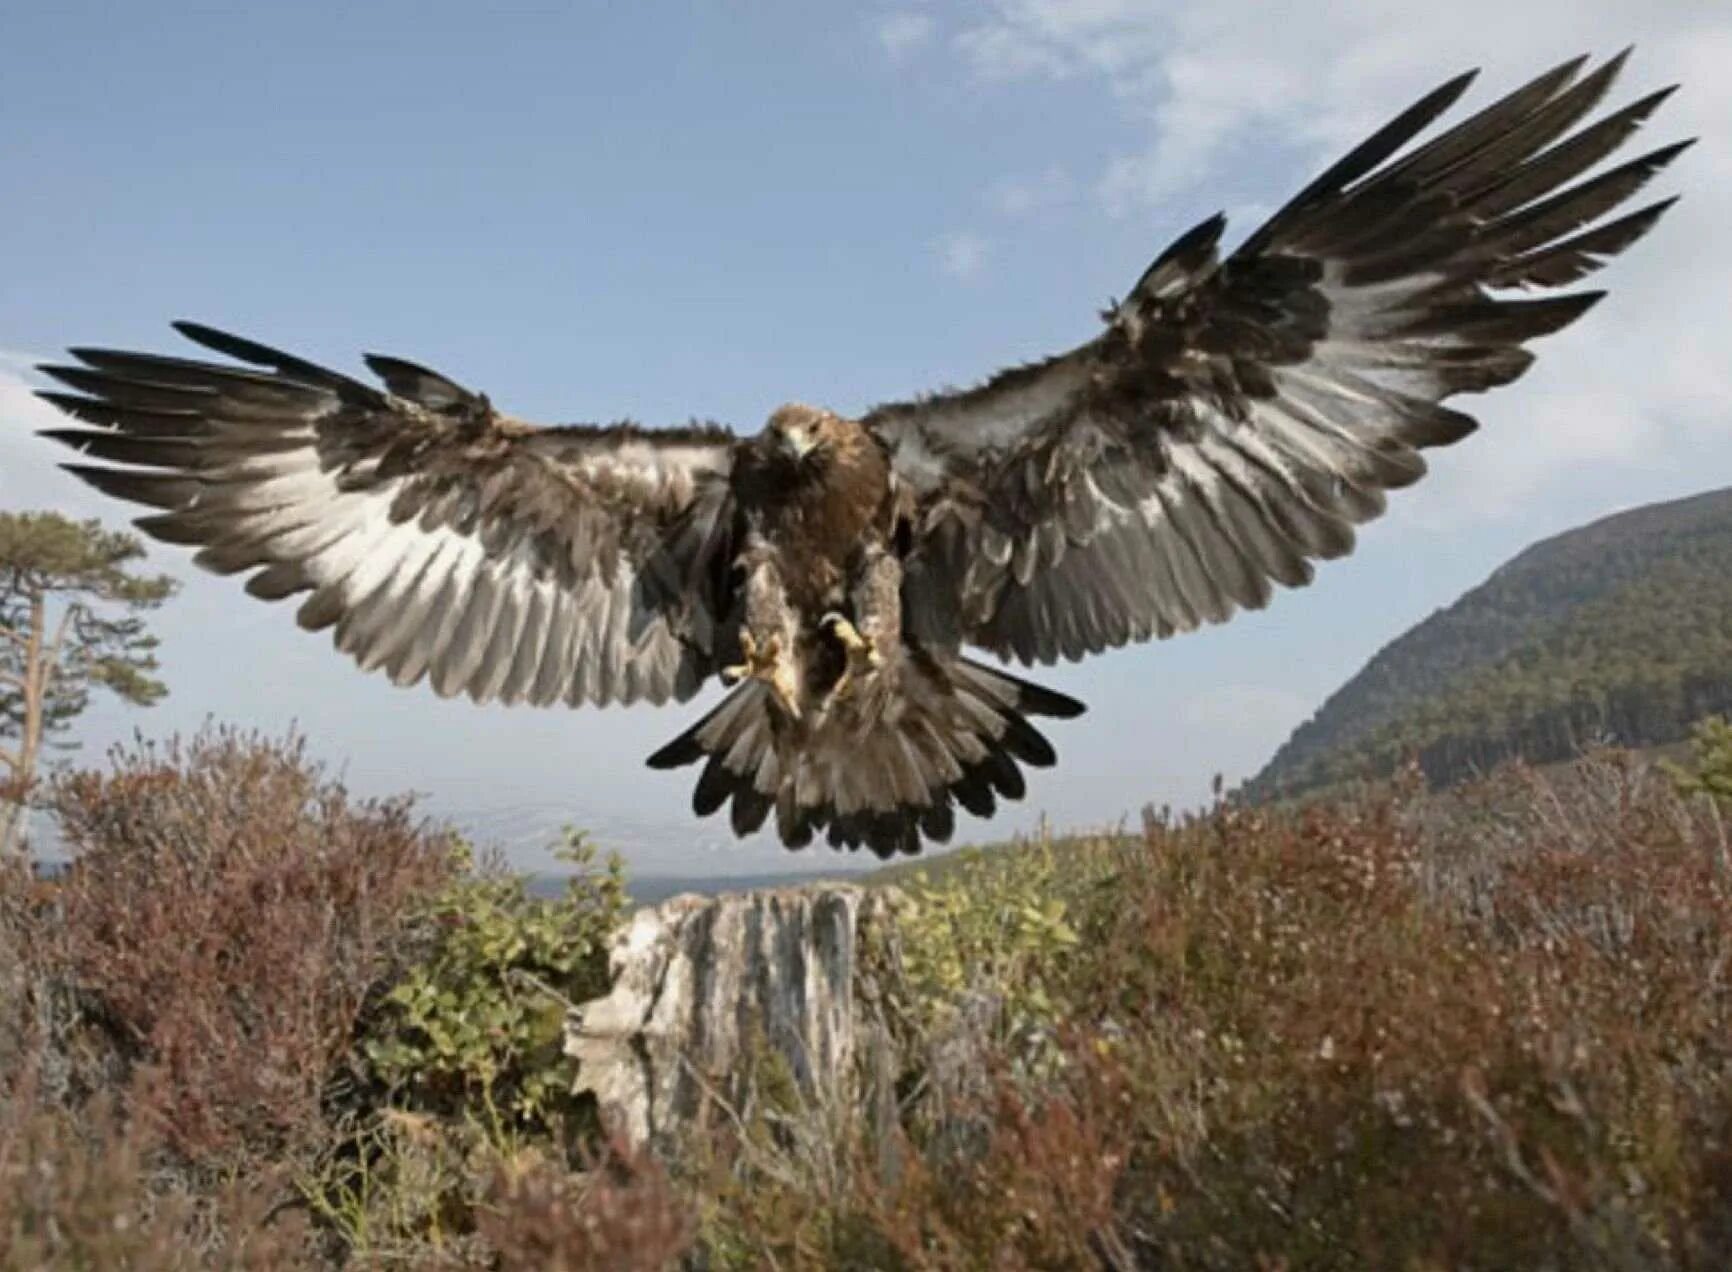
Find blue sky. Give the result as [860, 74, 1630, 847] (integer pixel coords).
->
[3, 2, 1727, 874]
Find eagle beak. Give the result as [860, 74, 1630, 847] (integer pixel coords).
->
[779, 423, 816, 459]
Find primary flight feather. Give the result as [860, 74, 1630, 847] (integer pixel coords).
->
[36, 51, 1689, 857]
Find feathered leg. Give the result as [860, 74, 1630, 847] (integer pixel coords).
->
[723, 543, 803, 719]
[821, 542, 900, 713]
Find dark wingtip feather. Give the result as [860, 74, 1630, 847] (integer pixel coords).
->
[38, 427, 187, 468]
[171, 320, 380, 399]
[363, 353, 477, 410]
[1532, 288, 1608, 330]
[1129, 212, 1230, 304]
[692, 755, 738, 817]
[1162, 212, 1228, 262]
[33, 388, 93, 418]
[919, 798, 956, 844]
[645, 727, 706, 770]
[951, 767, 997, 818]
[1239, 66, 1481, 255]
[1018, 680, 1086, 719]
[998, 712, 1058, 767]
[172, 321, 280, 362]
[57, 462, 196, 510]
[38, 363, 123, 392]
[730, 786, 773, 836]
[1490, 195, 1681, 288]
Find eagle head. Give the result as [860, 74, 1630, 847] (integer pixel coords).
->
[765, 402, 841, 462]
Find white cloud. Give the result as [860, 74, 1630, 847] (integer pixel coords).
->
[954, 0, 1169, 87]
[1, 370, 85, 511]
[989, 164, 1075, 217]
[933, 1, 1732, 523]
[936, 229, 991, 280]
[874, 11, 936, 64]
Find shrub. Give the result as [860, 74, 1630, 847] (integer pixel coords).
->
[1665, 715, 1732, 803]
[16, 720, 1732, 1269]
[0, 1071, 315, 1269]
[894, 840, 1100, 1072]
[32, 725, 457, 1168]
[1072, 764, 1732, 1269]
[304, 830, 632, 1262]
[476, 1136, 694, 1271]
[357, 829, 629, 1138]
[683, 1027, 1134, 1271]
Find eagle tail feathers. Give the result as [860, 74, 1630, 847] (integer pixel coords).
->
[644, 655, 1083, 857]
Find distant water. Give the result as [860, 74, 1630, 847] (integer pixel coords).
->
[32, 859, 849, 906]
[530, 870, 855, 908]
[19, 799, 884, 890]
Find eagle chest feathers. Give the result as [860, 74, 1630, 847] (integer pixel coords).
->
[735, 405, 894, 610]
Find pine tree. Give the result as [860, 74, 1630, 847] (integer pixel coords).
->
[0, 511, 176, 855]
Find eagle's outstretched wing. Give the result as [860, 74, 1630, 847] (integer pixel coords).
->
[867, 51, 1689, 665]
[38, 323, 740, 707]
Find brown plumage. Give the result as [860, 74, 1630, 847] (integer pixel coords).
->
[34, 51, 1689, 856]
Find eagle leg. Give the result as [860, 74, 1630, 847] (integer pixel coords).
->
[722, 629, 802, 720]
[819, 612, 884, 706]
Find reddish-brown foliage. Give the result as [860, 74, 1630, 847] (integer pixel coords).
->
[8, 736, 1731, 1268]
[34, 726, 457, 1166]
[862, 1047, 1136, 1270]
[476, 1134, 695, 1271]
[1067, 757, 1732, 1269]
[0, 1063, 315, 1269]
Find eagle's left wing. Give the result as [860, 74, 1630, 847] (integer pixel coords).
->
[866, 52, 1688, 665]
[37, 323, 741, 707]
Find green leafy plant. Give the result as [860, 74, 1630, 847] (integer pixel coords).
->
[894, 841, 1088, 1055]
[359, 829, 629, 1139]
[1664, 715, 1732, 802]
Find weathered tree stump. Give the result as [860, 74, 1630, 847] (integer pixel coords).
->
[565, 883, 906, 1155]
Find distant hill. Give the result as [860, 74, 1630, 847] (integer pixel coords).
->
[1245, 487, 1732, 801]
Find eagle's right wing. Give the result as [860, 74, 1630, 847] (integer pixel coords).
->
[867, 52, 1688, 665]
[38, 323, 740, 707]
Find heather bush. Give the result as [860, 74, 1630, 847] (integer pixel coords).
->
[476, 1136, 694, 1271]
[30, 726, 458, 1169]
[1063, 765, 1732, 1268]
[683, 1025, 1132, 1270]
[1, 1065, 315, 1268]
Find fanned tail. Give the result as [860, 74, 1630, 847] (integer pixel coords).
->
[645, 654, 1084, 857]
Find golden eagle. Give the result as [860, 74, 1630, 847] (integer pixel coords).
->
[36, 53, 1688, 856]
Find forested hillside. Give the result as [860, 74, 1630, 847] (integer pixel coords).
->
[1246, 487, 1732, 800]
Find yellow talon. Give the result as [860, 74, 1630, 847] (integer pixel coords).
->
[769, 660, 802, 720]
[724, 631, 801, 719]
[822, 613, 883, 704]
[721, 629, 762, 685]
